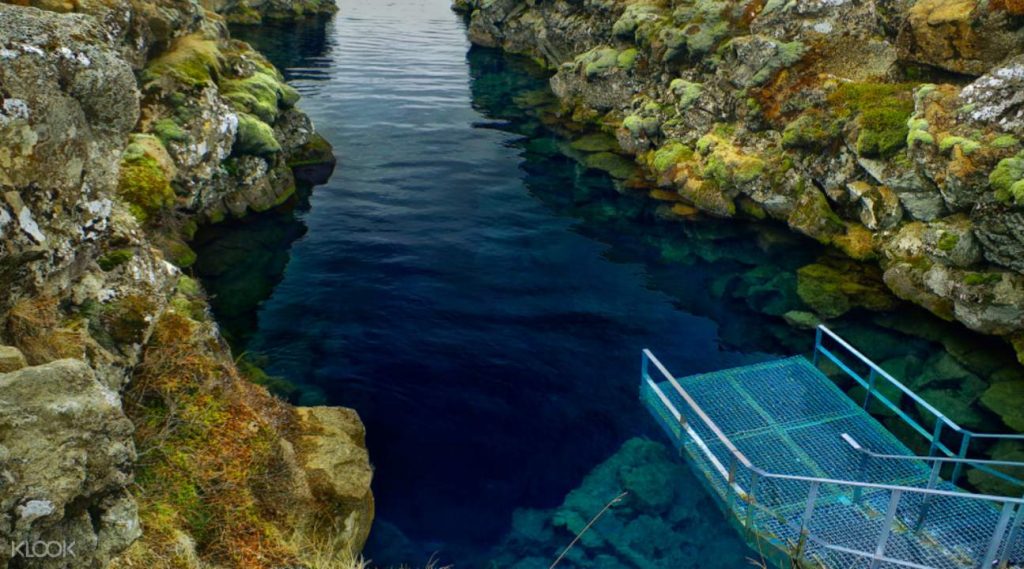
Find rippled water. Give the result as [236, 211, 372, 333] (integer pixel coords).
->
[195, 1, 1022, 566]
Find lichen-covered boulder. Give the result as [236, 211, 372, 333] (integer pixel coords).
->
[293, 406, 375, 551]
[0, 359, 139, 568]
[0, 4, 139, 302]
[898, 0, 1024, 76]
[959, 54, 1024, 134]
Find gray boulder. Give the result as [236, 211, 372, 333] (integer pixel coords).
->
[0, 359, 139, 568]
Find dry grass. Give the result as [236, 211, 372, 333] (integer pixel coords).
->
[121, 310, 299, 568]
[5, 295, 84, 364]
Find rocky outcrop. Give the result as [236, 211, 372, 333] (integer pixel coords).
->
[0, 360, 139, 569]
[457, 0, 1024, 365]
[0, 0, 365, 566]
[208, 0, 338, 25]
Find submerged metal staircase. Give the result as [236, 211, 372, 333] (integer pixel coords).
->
[641, 325, 1024, 569]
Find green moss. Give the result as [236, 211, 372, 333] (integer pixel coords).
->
[233, 113, 282, 156]
[166, 239, 197, 268]
[177, 276, 201, 297]
[782, 112, 836, 150]
[142, 35, 222, 88]
[990, 152, 1024, 204]
[938, 135, 982, 155]
[622, 114, 644, 136]
[830, 83, 915, 158]
[964, 272, 1002, 286]
[936, 232, 959, 251]
[238, 355, 298, 399]
[650, 141, 693, 173]
[578, 47, 620, 79]
[570, 133, 620, 153]
[616, 48, 638, 70]
[286, 133, 335, 168]
[991, 135, 1019, 149]
[702, 142, 766, 190]
[612, 3, 664, 38]
[153, 118, 187, 146]
[98, 248, 134, 271]
[583, 152, 637, 180]
[669, 79, 703, 109]
[117, 154, 175, 223]
[221, 72, 299, 123]
[857, 108, 911, 158]
[907, 129, 935, 146]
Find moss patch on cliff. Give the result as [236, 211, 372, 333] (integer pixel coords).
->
[142, 35, 223, 88]
[221, 71, 299, 123]
[990, 152, 1024, 204]
[234, 113, 283, 156]
[828, 83, 916, 158]
[116, 153, 175, 223]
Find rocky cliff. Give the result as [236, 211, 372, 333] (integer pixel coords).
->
[0, 0, 371, 567]
[456, 0, 1024, 366]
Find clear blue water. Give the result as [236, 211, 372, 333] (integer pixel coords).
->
[194, 1, 1022, 566]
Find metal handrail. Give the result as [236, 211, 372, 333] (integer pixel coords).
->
[843, 433, 1024, 471]
[641, 346, 1024, 569]
[815, 324, 1024, 443]
[642, 353, 1024, 505]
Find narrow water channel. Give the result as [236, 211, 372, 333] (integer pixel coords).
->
[193, 1, 1023, 566]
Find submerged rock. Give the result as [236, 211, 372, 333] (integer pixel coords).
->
[488, 438, 748, 569]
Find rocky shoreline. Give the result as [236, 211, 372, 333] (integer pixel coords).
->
[455, 0, 1024, 367]
[0, 0, 371, 567]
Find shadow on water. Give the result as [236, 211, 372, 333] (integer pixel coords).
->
[191, 9, 1023, 569]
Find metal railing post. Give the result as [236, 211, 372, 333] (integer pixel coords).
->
[928, 419, 944, 458]
[998, 499, 1024, 569]
[795, 482, 820, 558]
[745, 471, 760, 537]
[870, 490, 903, 569]
[812, 327, 823, 366]
[853, 452, 869, 504]
[915, 460, 943, 531]
[868, 489, 901, 569]
[641, 351, 649, 385]
[951, 432, 972, 485]
[863, 368, 878, 409]
[727, 456, 738, 510]
[981, 502, 1016, 568]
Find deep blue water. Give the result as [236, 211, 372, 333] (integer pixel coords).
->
[194, 1, 1023, 566]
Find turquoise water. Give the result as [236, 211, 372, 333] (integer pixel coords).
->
[194, 1, 1021, 566]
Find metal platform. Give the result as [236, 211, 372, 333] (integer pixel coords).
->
[641, 325, 1024, 569]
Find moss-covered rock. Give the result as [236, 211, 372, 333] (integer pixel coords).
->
[980, 381, 1024, 431]
[221, 71, 300, 124]
[142, 35, 223, 88]
[782, 112, 838, 150]
[989, 152, 1024, 204]
[234, 113, 283, 156]
[797, 259, 899, 318]
[98, 248, 135, 271]
[116, 152, 175, 223]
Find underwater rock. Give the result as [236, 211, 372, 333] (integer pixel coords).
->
[488, 438, 749, 569]
[797, 258, 900, 319]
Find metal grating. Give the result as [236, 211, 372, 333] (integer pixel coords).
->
[642, 351, 1024, 569]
